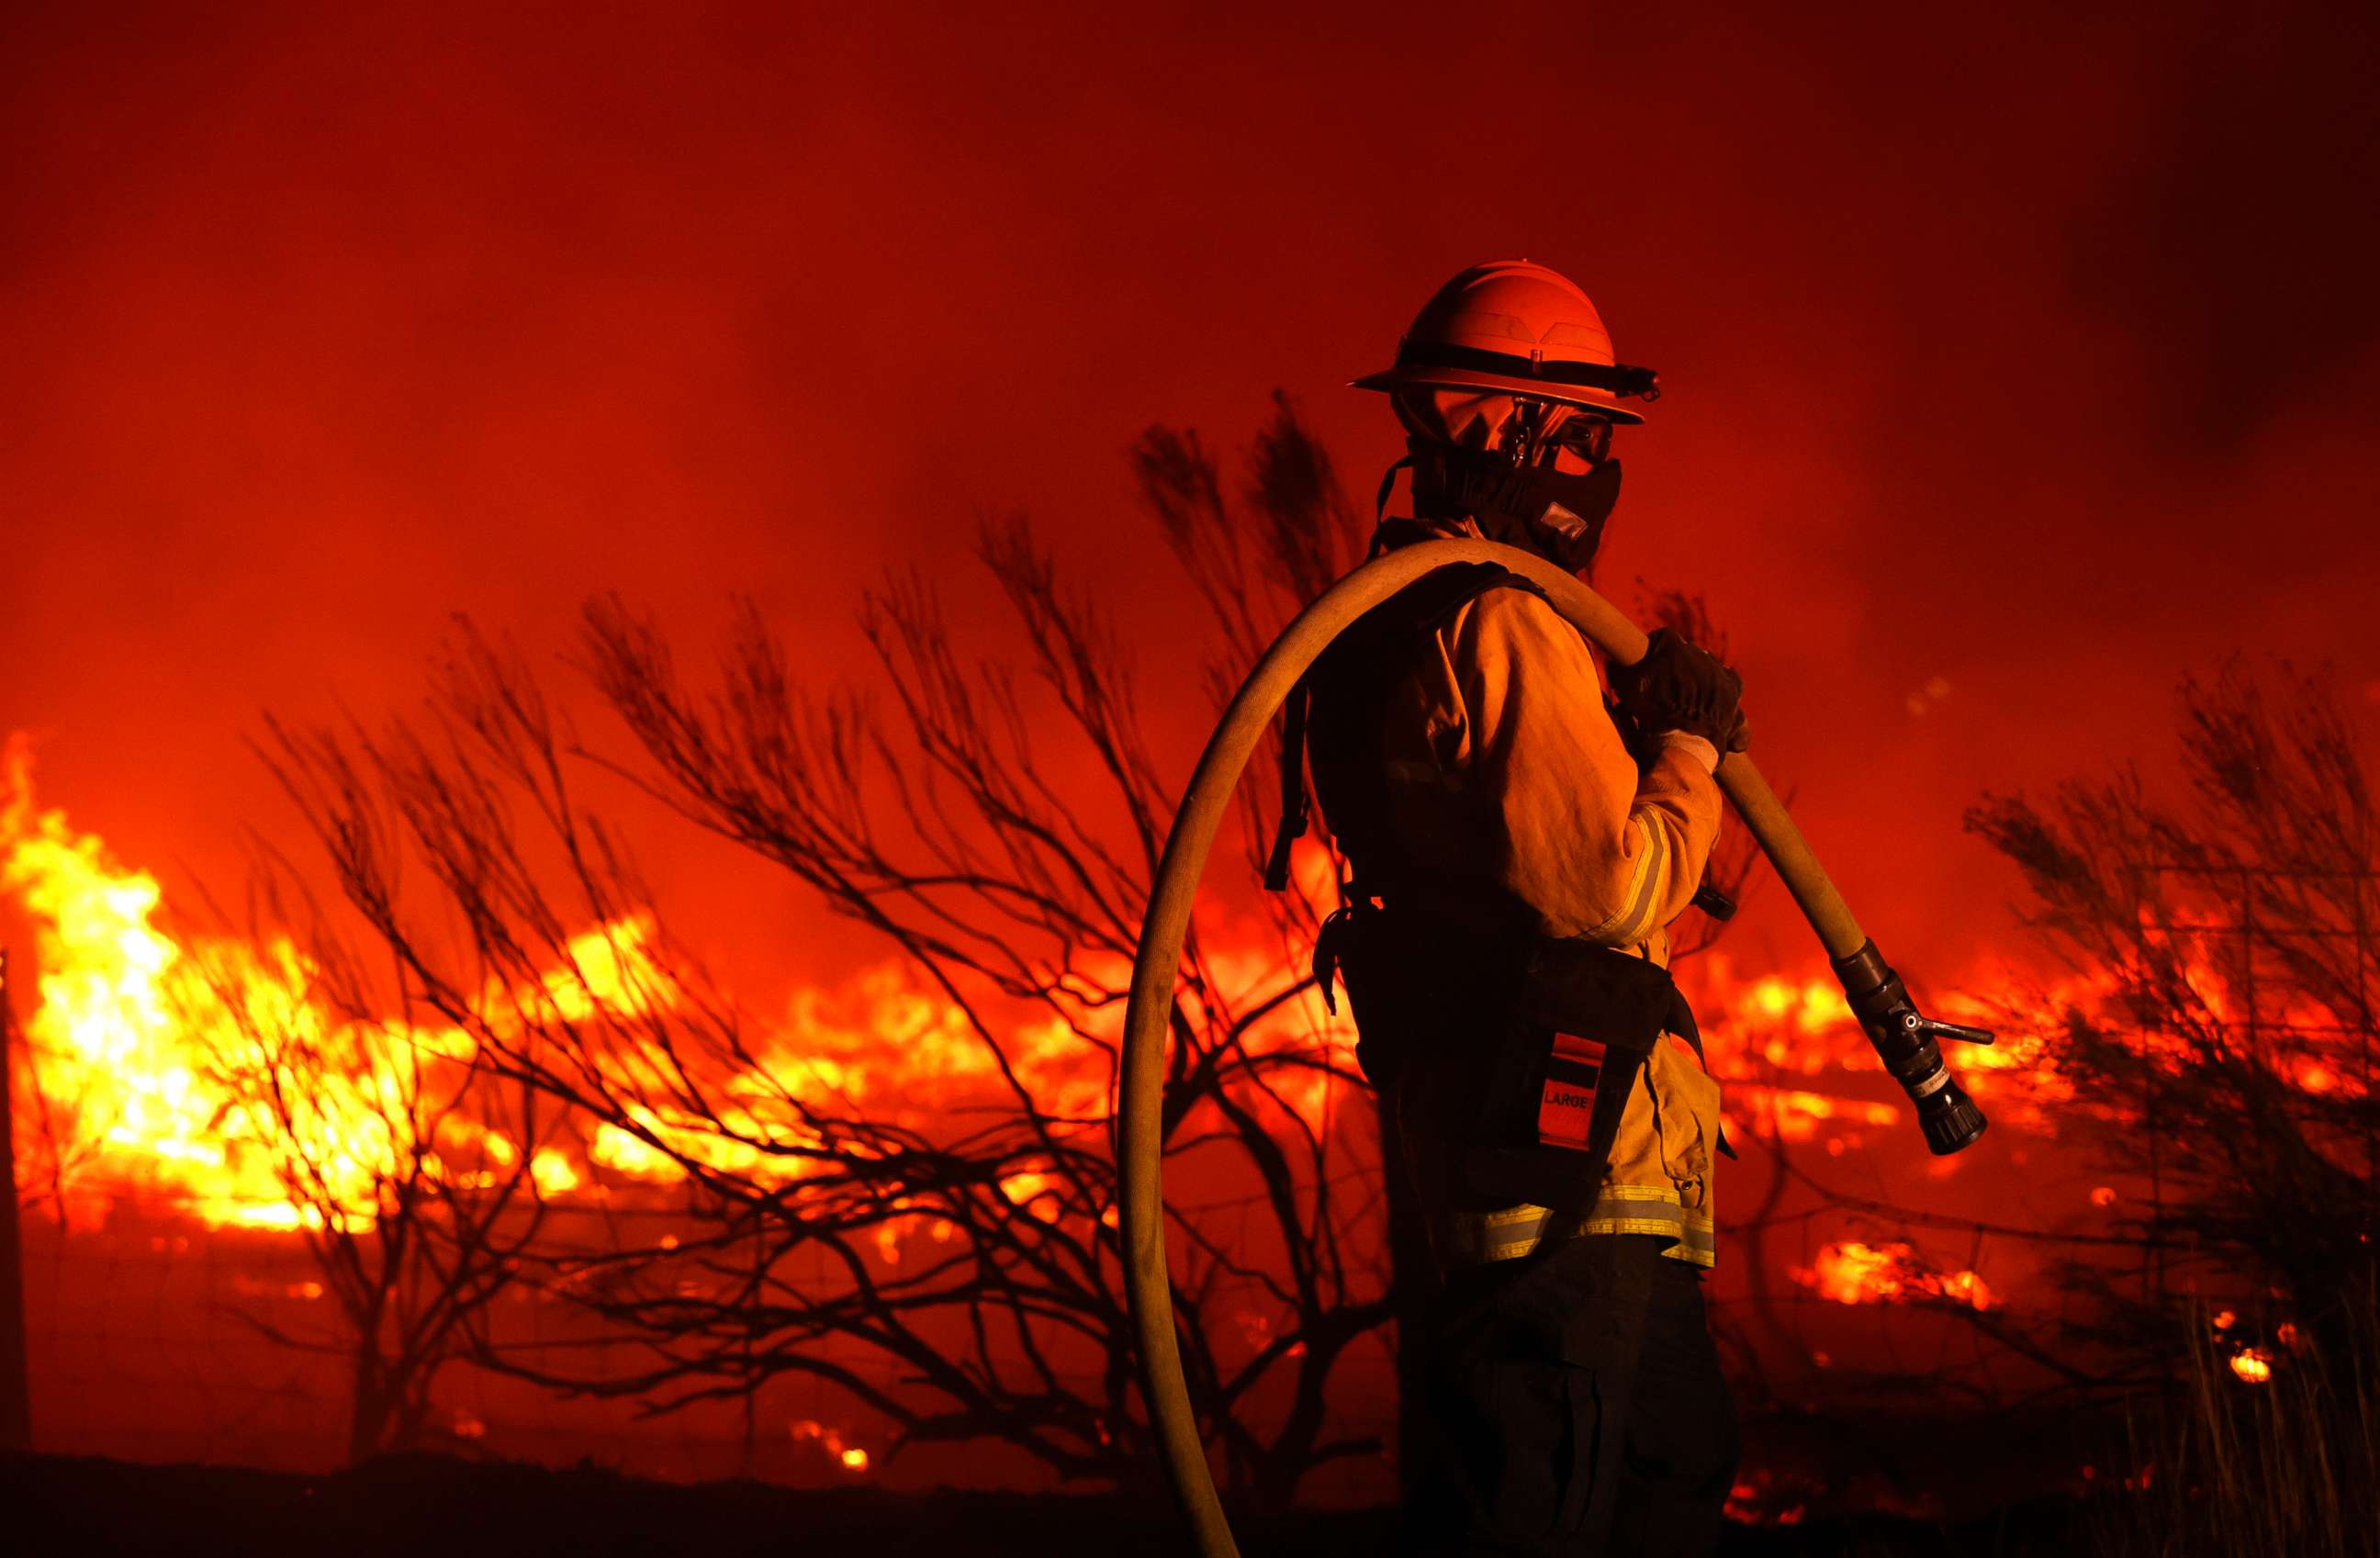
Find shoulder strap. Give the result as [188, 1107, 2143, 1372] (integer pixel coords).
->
[1263, 678, 1311, 891]
[1373, 454, 1412, 524]
[1263, 562, 1547, 891]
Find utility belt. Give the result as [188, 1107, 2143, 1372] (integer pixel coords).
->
[1317, 892, 1690, 1220]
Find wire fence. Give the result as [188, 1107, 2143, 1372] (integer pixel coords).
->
[11, 1184, 972, 1487]
[0, 1095, 2168, 1531]
[17, 904, 2324, 1502]
[0, 1094, 2087, 1497]
[7, 1173, 1422, 1505]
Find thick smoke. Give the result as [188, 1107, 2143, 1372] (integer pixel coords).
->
[1, 1, 2374, 981]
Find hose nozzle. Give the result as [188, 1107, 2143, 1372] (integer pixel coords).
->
[1832, 940, 1993, 1155]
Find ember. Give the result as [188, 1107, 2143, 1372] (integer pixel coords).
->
[790, 1419, 872, 1474]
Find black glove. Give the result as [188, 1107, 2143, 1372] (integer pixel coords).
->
[1608, 628, 1745, 751]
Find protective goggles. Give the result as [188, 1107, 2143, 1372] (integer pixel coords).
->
[1503, 401, 1616, 467]
[1546, 414, 1615, 465]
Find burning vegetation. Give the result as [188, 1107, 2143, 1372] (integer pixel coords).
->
[2, 409, 2374, 1548]
[1793, 1241, 1993, 1314]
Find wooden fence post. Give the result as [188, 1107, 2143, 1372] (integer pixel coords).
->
[0, 947, 32, 1451]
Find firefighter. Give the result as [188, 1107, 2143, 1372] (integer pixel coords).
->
[1307, 261, 1744, 1554]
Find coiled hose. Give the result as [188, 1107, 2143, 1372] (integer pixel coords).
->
[1118, 538, 1977, 1556]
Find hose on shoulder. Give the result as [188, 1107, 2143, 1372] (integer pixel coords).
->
[1118, 538, 1982, 1555]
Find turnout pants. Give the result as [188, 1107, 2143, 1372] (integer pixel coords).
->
[1408, 1233, 1737, 1557]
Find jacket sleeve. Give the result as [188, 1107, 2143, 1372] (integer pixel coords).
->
[1435, 588, 1723, 946]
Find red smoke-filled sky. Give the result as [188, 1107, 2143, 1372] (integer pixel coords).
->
[5, 2, 2377, 986]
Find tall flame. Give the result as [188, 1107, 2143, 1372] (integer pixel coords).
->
[0, 743, 2020, 1241]
[0, 741, 595, 1228]
[4, 745, 303, 1227]
[11, 733, 2309, 1290]
[0, 744, 1221, 1242]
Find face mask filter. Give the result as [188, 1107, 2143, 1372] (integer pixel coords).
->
[1419, 442, 1622, 574]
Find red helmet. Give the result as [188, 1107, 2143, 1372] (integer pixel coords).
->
[1352, 260, 1659, 425]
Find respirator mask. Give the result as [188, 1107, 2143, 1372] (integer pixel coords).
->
[1409, 398, 1622, 575]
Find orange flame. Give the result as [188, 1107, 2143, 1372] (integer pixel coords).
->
[1792, 1241, 1993, 1312]
[2, 745, 1357, 1254]
[0, 745, 1991, 1246]
[0, 744, 670, 1229]
[11, 731, 2351, 1309]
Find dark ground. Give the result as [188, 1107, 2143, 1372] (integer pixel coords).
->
[0, 1451, 2099, 1557]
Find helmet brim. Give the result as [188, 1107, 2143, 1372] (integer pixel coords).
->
[1349, 364, 1648, 424]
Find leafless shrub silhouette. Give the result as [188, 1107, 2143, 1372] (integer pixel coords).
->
[170, 861, 556, 1461]
[1967, 662, 2378, 1367]
[255, 395, 1396, 1505]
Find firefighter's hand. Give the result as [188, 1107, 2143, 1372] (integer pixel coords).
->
[1610, 629, 1745, 751]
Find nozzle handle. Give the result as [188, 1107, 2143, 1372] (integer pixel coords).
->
[1909, 1013, 1994, 1048]
[1832, 939, 1990, 1155]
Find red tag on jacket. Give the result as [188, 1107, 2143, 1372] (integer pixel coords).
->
[1537, 1032, 1608, 1151]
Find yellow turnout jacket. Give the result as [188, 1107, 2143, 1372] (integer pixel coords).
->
[1357, 567, 1726, 1271]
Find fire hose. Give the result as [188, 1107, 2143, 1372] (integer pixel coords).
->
[1118, 538, 1992, 1556]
